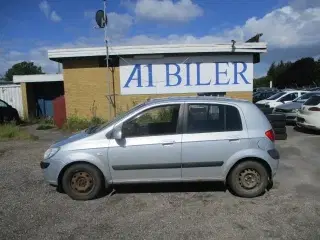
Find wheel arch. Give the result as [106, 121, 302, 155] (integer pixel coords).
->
[57, 161, 107, 191]
[225, 157, 272, 184]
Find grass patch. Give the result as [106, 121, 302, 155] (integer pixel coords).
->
[0, 124, 39, 141]
[36, 124, 55, 130]
[36, 118, 55, 130]
[62, 116, 106, 132]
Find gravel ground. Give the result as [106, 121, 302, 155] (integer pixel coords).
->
[0, 125, 320, 240]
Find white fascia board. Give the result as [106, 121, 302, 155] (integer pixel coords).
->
[48, 43, 267, 60]
[13, 74, 63, 83]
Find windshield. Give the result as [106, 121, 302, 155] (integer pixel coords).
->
[89, 102, 147, 133]
[267, 92, 286, 100]
[293, 92, 318, 102]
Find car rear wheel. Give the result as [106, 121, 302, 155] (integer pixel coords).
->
[62, 163, 104, 200]
[227, 160, 269, 198]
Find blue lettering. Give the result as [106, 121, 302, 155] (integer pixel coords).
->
[146, 64, 155, 87]
[215, 62, 230, 85]
[185, 63, 191, 86]
[234, 62, 250, 84]
[124, 64, 142, 88]
[165, 63, 182, 86]
[196, 63, 211, 85]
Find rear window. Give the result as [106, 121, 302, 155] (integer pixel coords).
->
[304, 95, 320, 106]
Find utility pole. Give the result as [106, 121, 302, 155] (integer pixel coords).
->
[103, 0, 112, 120]
[95, 1, 113, 120]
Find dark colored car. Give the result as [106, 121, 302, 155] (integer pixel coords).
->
[0, 99, 20, 123]
[253, 91, 278, 103]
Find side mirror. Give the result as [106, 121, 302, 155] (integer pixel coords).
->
[112, 126, 123, 140]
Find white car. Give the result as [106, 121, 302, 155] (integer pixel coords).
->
[256, 90, 309, 109]
[296, 95, 320, 130]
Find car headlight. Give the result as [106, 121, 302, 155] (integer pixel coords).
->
[44, 148, 60, 159]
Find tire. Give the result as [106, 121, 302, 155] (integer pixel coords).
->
[267, 114, 286, 122]
[273, 127, 286, 134]
[13, 113, 21, 125]
[275, 133, 287, 140]
[227, 160, 269, 198]
[271, 121, 286, 128]
[62, 163, 104, 200]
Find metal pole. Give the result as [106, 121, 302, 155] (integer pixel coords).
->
[103, 0, 111, 120]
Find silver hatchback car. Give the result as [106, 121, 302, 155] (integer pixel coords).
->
[41, 97, 279, 200]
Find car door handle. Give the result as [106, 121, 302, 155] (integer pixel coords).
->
[229, 138, 240, 142]
[161, 140, 175, 145]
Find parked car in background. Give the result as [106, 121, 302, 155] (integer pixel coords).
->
[296, 95, 320, 130]
[41, 97, 279, 200]
[0, 99, 20, 123]
[253, 90, 278, 103]
[255, 90, 308, 109]
[273, 92, 320, 123]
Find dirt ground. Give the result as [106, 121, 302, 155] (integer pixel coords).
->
[0, 125, 320, 240]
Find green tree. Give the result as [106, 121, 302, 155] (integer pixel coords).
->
[4, 61, 44, 81]
[253, 76, 271, 88]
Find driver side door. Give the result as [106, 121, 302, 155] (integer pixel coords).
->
[107, 104, 183, 183]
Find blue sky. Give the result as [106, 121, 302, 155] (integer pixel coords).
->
[1, 0, 320, 77]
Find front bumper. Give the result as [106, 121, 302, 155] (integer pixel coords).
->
[40, 159, 62, 186]
[40, 161, 50, 169]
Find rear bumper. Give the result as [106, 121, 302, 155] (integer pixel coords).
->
[267, 149, 280, 178]
[296, 113, 320, 130]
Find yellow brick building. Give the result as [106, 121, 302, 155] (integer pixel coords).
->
[45, 43, 266, 120]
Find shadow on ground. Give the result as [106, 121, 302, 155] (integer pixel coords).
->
[111, 182, 227, 194]
[293, 126, 320, 135]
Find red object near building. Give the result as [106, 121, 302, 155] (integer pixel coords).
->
[53, 96, 66, 128]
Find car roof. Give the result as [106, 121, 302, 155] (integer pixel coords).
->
[283, 90, 308, 93]
[146, 96, 251, 105]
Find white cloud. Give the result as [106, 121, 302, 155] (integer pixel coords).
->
[39, 0, 50, 18]
[134, 0, 203, 22]
[3, 4, 320, 77]
[237, 6, 320, 48]
[39, 0, 62, 22]
[108, 12, 134, 39]
[51, 11, 62, 22]
[290, 0, 320, 10]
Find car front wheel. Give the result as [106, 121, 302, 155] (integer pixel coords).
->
[62, 163, 104, 200]
[227, 160, 269, 198]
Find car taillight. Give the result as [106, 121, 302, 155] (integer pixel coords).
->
[265, 129, 275, 142]
[308, 107, 320, 111]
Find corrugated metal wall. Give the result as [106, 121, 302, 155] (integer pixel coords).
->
[0, 85, 23, 117]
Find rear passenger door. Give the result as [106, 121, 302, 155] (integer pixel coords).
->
[181, 103, 249, 180]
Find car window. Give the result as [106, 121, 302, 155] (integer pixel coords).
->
[280, 93, 297, 102]
[267, 92, 285, 100]
[0, 100, 8, 107]
[122, 104, 180, 137]
[293, 92, 317, 102]
[186, 104, 242, 133]
[304, 95, 320, 106]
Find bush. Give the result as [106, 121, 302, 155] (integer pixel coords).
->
[62, 116, 106, 132]
[0, 124, 38, 140]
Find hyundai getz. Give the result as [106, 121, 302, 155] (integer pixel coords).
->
[41, 97, 279, 200]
